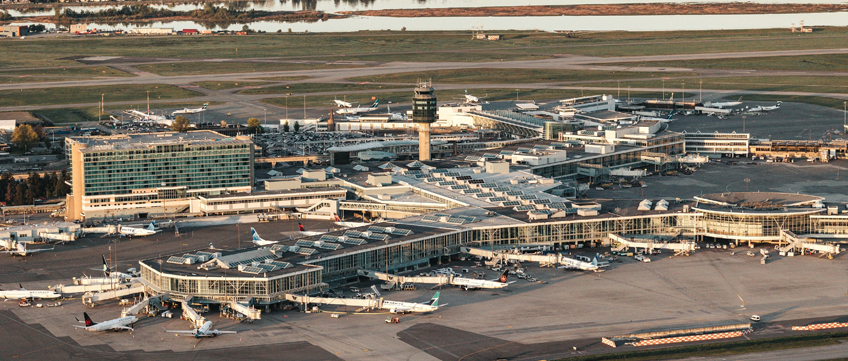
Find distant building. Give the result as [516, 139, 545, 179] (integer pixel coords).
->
[0, 120, 15, 134]
[70, 24, 87, 34]
[179, 29, 199, 35]
[0, 25, 28, 38]
[129, 28, 175, 35]
[64, 131, 254, 221]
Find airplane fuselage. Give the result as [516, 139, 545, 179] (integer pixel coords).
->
[0, 290, 61, 299]
[81, 316, 137, 332]
[450, 277, 509, 289]
[382, 300, 438, 313]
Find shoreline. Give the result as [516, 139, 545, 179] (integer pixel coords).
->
[340, 3, 848, 17]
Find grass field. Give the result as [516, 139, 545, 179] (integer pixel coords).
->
[134, 62, 360, 76]
[0, 84, 200, 107]
[0, 66, 134, 84]
[2, 28, 847, 69]
[562, 330, 848, 361]
[592, 54, 848, 72]
[347, 69, 698, 85]
[238, 82, 407, 95]
[32, 101, 224, 124]
[192, 81, 269, 90]
[582, 76, 848, 96]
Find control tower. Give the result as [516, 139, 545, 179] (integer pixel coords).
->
[412, 81, 437, 161]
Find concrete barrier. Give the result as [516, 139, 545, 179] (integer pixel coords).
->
[792, 322, 848, 331]
[616, 323, 752, 340]
[601, 337, 617, 348]
[630, 328, 752, 347]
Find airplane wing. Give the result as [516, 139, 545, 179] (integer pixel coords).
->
[72, 325, 88, 329]
[165, 330, 197, 334]
[114, 326, 134, 331]
[24, 248, 54, 254]
[211, 330, 238, 334]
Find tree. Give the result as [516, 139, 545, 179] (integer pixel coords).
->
[171, 115, 191, 132]
[11, 124, 39, 151]
[293, 121, 300, 133]
[247, 117, 262, 134]
[282, 121, 290, 133]
[13, 183, 27, 206]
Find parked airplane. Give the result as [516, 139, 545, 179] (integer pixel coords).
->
[0, 241, 54, 257]
[452, 270, 514, 290]
[0, 284, 61, 300]
[749, 101, 781, 112]
[172, 103, 208, 115]
[166, 320, 237, 338]
[127, 110, 172, 125]
[709, 96, 743, 109]
[119, 221, 160, 237]
[74, 312, 137, 332]
[557, 254, 600, 272]
[382, 292, 444, 314]
[101, 255, 136, 279]
[336, 99, 379, 115]
[250, 227, 278, 246]
[457, 88, 487, 104]
[332, 97, 355, 108]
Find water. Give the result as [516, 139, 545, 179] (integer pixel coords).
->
[5, 0, 848, 32]
[7, 0, 848, 16]
[46, 12, 848, 33]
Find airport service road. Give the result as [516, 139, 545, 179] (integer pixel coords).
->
[5, 245, 848, 361]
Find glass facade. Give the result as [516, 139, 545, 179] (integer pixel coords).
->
[694, 209, 822, 240]
[141, 262, 322, 302]
[81, 143, 252, 196]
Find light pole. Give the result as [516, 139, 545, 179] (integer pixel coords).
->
[699, 80, 702, 103]
[742, 115, 747, 133]
[662, 79, 665, 99]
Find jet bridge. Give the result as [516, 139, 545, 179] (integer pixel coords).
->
[608, 233, 697, 253]
[82, 226, 118, 234]
[38, 232, 75, 243]
[778, 230, 840, 257]
[462, 247, 566, 266]
[82, 283, 146, 307]
[121, 294, 170, 317]
[358, 270, 450, 288]
[53, 281, 129, 294]
[285, 294, 383, 311]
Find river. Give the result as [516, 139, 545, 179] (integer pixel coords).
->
[4, 0, 848, 33]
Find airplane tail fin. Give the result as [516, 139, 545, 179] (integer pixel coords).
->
[372, 99, 379, 108]
[83, 312, 96, 326]
[102, 255, 109, 275]
[498, 270, 509, 283]
[592, 254, 598, 266]
[776, 101, 782, 107]
[251, 228, 262, 242]
[19, 284, 25, 290]
[428, 292, 440, 307]
[202, 103, 208, 110]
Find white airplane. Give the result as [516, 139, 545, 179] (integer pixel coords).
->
[750, 101, 782, 112]
[708, 96, 743, 109]
[165, 320, 237, 338]
[557, 254, 600, 272]
[333, 97, 355, 108]
[250, 227, 278, 246]
[100, 255, 136, 280]
[0, 241, 54, 257]
[336, 99, 379, 115]
[119, 221, 160, 237]
[458, 88, 487, 104]
[172, 103, 208, 115]
[0, 284, 62, 300]
[382, 292, 444, 314]
[74, 312, 137, 332]
[451, 270, 514, 290]
[128, 110, 172, 125]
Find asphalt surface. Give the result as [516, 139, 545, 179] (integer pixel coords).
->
[3, 48, 848, 123]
